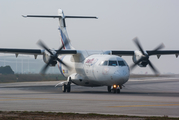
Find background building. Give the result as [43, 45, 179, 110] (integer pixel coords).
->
[0, 55, 60, 74]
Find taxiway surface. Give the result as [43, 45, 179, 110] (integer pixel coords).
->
[0, 76, 179, 117]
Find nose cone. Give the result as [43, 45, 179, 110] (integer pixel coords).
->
[113, 67, 130, 84]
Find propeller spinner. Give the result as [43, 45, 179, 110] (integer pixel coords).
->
[130, 37, 165, 75]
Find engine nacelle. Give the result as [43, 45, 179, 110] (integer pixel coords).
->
[43, 53, 57, 66]
[132, 50, 148, 67]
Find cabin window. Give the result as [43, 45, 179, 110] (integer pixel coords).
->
[108, 61, 117, 66]
[100, 61, 108, 66]
[118, 61, 126, 66]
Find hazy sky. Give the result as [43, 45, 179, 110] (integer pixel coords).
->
[0, 0, 179, 74]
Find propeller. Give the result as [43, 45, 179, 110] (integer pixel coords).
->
[130, 37, 165, 75]
[37, 40, 70, 75]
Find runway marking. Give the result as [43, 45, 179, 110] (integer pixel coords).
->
[129, 77, 179, 81]
[0, 98, 50, 101]
[2, 97, 179, 108]
[0, 96, 179, 104]
[108, 104, 179, 108]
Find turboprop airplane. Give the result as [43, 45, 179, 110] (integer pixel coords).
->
[0, 9, 179, 93]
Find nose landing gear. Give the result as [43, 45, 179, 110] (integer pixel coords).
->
[107, 85, 121, 93]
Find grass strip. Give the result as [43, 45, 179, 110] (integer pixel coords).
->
[0, 111, 178, 120]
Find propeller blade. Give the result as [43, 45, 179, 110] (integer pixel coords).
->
[56, 39, 69, 53]
[37, 39, 71, 75]
[148, 60, 159, 75]
[37, 40, 53, 55]
[133, 37, 146, 55]
[153, 43, 165, 52]
[148, 43, 165, 56]
[40, 58, 54, 75]
[130, 58, 144, 70]
[56, 58, 70, 69]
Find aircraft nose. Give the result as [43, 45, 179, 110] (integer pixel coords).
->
[112, 67, 130, 83]
[114, 68, 129, 77]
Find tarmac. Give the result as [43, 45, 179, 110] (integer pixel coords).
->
[0, 76, 179, 117]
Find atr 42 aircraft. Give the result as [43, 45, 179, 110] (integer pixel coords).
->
[1, 9, 179, 93]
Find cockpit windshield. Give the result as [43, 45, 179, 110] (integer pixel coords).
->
[99, 61, 108, 66]
[108, 61, 117, 66]
[118, 61, 126, 66]
[100, 60, 126, 66]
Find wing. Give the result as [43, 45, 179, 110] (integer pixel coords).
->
[0, 48, 43, 54]
[111, 51, 134, 56]
[1, 48, 179, 58]
[111, 50, 179, 58]
[0, 48, 77, 58]
[0, 48, 43, 58]
[147, 50, 179, 57]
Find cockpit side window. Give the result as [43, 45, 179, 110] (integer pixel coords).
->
[118, 61, 126, 66]
[100, 61, 108, 66]
[108, 61, 117, 66]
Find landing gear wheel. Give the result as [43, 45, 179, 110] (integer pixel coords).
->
[62, 84, 66, 92]
[113, 89, 117, 93]
[67, 84, 71, 92]
[117, 89, 120, 93]
[107, 86, 111, 93]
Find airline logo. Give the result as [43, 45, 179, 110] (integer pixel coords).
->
[85, 58, 98, 66]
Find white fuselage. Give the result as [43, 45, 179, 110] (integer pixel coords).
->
[58, 51, 130, 87]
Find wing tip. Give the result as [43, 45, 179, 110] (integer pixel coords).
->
[22, 15, 27, 18]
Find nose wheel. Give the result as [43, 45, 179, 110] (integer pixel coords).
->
[116, 89, 120, 93]
[113, 88, 120, 93]
[107, 85, 121, 93]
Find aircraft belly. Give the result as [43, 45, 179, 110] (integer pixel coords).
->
[72, 78, 102, 87]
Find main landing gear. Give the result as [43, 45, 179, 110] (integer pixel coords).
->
[62, 77, 71, 93]
[62, 84, 71, 92]
[107, 85, 121, 93]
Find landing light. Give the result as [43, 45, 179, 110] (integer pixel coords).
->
[113, 85, 117, 88]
